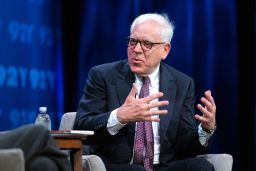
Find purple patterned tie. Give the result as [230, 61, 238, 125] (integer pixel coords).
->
[133, 77, 154, 171]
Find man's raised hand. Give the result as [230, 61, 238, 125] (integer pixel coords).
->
[117, 84, 169, 124]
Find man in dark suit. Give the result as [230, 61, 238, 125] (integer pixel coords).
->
[0, 124, 71, 171]
[74, 13, 216, 171]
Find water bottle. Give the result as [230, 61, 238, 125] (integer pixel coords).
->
[35, 106, 51, 130]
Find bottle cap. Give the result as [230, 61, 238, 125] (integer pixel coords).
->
[39, 107, 47, 113]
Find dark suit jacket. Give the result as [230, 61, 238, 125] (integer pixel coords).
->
[74, 60, 206, 166]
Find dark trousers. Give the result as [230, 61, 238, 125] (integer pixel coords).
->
[0, 124, 71, 171]
[106, 157, 214, 171]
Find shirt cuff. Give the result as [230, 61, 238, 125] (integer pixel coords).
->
[198, 123, 215, 146]
[107, 108, 126, 135]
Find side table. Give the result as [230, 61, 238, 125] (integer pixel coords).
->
[51, 130, 94, 171]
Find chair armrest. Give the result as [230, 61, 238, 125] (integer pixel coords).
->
[197, 153, 233, 171]
[59, 112, 77, 130]
[60, 113, 107, 171]
[82, 155, 107, 171]
[0, 148, 25, 171]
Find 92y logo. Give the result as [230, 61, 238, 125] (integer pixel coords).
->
[0, 65, 55, 90]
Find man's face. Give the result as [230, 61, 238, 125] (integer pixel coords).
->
[127, 20, 170, 76]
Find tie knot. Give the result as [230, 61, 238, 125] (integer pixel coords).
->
[142, 76, 150, 86]
[139, 76, 150, 98]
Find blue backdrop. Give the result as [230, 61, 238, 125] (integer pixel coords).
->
[0, 0, 255, 171]
[0, 0, 63, 130]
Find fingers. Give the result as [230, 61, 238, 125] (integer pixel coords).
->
[195, 114, 209, 123]
[203, 91, 216, 111]
[144, 117, 160, 122]
[128, 84, 166, 105]
[123, 87, 169, 123]
[143, 92, 164, 103]
[202, 91, 216, 114]
[205, 90, 215, 106]
[195, 90, 216, 129]
[145, 109, 168, 116]
[135, 99, 169, 113]
[135, 90, 169, 110]
[197, 90, 216, 114]
[197, 103, 211, 117]
[147, 100, 169, 110]
[195, 105, 215, 129]
[141, 110, 168, 122]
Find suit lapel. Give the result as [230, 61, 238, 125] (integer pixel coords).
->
[115, 61, 136, 133]
[159, 63, 176, 145]
[115, 62, 135, 105]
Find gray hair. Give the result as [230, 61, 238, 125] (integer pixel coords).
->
[130, 13, 175, 43]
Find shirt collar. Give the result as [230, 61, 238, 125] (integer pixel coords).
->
[135, 64, 160, 86]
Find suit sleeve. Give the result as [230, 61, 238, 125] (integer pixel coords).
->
[74, 67, 113, 144]
[174, 78, 207, 159]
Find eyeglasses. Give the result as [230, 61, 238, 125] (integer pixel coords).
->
[127, 37, 166, 51]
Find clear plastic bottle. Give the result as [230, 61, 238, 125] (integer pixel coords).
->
[35, 106, 51, 130]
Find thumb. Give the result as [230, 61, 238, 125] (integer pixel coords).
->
[128, 83, 138, 98]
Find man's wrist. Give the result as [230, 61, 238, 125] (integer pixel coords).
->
[202, 125, 217, 134]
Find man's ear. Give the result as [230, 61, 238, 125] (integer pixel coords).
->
[161, 43, 171, 60]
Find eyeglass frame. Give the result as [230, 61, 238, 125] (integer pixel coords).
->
[127, 37, 166, 51]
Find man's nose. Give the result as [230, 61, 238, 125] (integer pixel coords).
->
[133, 41, 143, 52]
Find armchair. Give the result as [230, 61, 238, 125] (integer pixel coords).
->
[59, 112, 106, 171]
[59, 112, 233, 171]
[0, 148, 25, 171]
